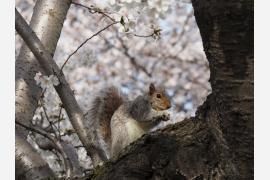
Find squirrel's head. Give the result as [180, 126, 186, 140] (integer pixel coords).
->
[148, 83, 171, 111]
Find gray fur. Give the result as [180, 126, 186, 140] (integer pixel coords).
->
[128, 95, 151, 122]
[86, 85, 170, 159]
[111, 93, 170, 157]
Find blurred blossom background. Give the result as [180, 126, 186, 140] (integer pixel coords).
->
[16, 0, 211, 176]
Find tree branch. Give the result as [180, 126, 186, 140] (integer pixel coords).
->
[16, 121, 73, 178]
[15, 8, 107, 166]
[71, 1, 116, 22]
[16, 131, 55, 179]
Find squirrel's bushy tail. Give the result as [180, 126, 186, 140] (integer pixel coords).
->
[86, 86, 125, 157]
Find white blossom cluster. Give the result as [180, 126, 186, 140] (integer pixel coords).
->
[34, 72, 60, 89]
[103, 0, 178, 37]
[109, 0, 172, 17]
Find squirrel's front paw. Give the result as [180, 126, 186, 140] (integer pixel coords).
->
[160, 112, 170, 121]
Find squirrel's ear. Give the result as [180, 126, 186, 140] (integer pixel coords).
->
[149, 83, 155, 95]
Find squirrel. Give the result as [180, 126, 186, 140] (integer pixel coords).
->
[85, 83, 171, 159]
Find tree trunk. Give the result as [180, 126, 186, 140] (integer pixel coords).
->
[15, 0, 71, 178]
[15, 0, 71, 137]
[90, 0, 253, 179]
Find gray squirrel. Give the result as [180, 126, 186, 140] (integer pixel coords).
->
[85, 83, 171, 159]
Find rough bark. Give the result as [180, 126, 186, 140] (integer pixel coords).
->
[15, 132, 55, 180]
[90, 0, 253, 180]
[15, 0, 71, 137]
[192, 0, 253, 178]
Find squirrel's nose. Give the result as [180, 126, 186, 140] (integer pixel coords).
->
[167, 103, 171, 109]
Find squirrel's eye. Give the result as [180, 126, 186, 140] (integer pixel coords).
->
[156, 94, 161, 98]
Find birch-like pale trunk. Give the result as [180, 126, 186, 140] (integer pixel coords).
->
[16, 0, 71, 178]
[15, 0, 71, 137]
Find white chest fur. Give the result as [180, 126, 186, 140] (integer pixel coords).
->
[125, 117, 146, 143]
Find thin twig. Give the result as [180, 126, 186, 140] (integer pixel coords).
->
[71, 2, 115, 22]
[131, 32, 155, 38]
[41, 105, 59, 138]
[37, 88, 59, 138]
[60, 21, 119, 71]
[39, 88, 47, 101]
[57, 106, 63, 138]
[72, 1, 158, 40]
[51, 149, 64, 168]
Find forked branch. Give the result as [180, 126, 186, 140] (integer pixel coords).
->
[15, 8, 107, 166]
